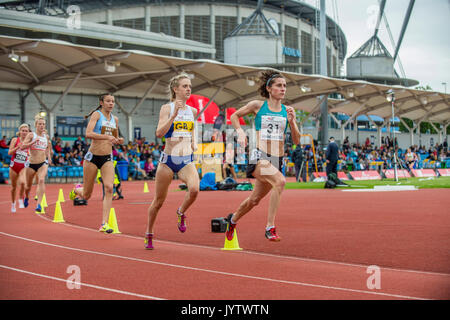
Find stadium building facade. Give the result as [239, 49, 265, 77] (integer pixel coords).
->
[2, 1, 445, 150]
[0, 0, 347, 142]
[77, 0, 347, 76]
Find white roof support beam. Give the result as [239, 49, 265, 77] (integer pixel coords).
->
[196, 84, 225, 120]
[130, 79, 160, 116]
[50, 71, 82, 112]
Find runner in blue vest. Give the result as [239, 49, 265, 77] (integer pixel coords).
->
[226, 70, 300, 241]
[70, 93, 124, 233]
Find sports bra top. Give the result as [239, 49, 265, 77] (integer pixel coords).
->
[164, 103, 195, 139]
[254, 101, 288, 141]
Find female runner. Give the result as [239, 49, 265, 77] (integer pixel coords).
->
[144, 73, 199, 249]
[70, 93, 124, 233]
[8, 123, 30, 212]
[22, 115, 52, 213]
[226, 70, 300, 241]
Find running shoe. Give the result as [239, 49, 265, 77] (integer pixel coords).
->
[144, 233, 154, 250]
[265, 226, 281, 242]
[23, 197, 29, 208]
[98, 223, 113, 234]
[18, 199, 24, 209]
[35, 203, 42, 214]
[225, 213, 237, 241]
[176, 208, 187, 233]
[11, 203, 16, 213]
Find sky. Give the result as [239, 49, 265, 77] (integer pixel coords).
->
[304, 0, 450, 93]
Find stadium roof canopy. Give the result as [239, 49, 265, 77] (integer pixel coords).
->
[0, 35, 449, 127]
[0, 0, 347, 60]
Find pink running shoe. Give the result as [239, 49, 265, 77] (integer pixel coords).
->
[144, 233, 154, 250]
[177, 208, 187, 233]
[265, 226, 281, 242]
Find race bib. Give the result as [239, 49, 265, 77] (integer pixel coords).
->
[260, 115, 286, 141]
[172, 114, 194, 138]
[101, 119, 118, 138]
[14, 150, 28, 163]
[33, 136, 48, 150]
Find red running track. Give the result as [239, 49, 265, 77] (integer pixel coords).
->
[1, 179, 449, 300]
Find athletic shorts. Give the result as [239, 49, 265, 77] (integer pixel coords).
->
[9, 160, 26, 174]
[28, 160, 48, 172]
[159, 152, 193, 173]
[84, 151, 112, 169]
[246, 148, 283, 178]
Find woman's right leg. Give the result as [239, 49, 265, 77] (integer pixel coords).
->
[145, 164, 173, 235]
[9, 169, 18, 212]
[231, 160, 277, 223]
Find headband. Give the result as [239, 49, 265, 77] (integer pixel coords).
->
[266, 74, 281, 88]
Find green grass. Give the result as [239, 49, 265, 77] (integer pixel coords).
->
[285, 176, 450, 190]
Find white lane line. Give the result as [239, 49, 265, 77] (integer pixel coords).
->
[34, 213, 450, 278]
[0, 231, 431, 300]
[0, 264, 165, 300]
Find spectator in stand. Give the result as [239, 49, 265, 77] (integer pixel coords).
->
[62, 142, 71, 154]
[144, 156, 156, 179]
[364, 137, 370, 148]
[404, 148, 416, 169]
[0, 136, 8, 149]
[72, 149, 82, 166]
[56, 154, 66, 166]
[73, 136, 85, 152]
[54, 138, 62, 154]
[64, 152, 73, 166]
[129, 156, 147, 180]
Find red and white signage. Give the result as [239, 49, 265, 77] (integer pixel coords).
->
[411, 169, 436, 178]
[437, 169, 450, 177]
[312, 172, 350, 180]
[384, 169, 411, 179]
[349, 170, 382, 180]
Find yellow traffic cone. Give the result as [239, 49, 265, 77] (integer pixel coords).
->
[41, 193, 48, 208]
[143, 182, 149, 193]
[108, 208, 121, 234]
[221, 227, 243, 251]
[53, 201, 65, 223]
[58, 188, 65, 202]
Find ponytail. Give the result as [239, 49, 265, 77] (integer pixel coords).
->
[85, 93, 114, 119]
[85, 105, 101, 119]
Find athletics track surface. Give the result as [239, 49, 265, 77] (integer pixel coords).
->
[1, 178, 449, 300]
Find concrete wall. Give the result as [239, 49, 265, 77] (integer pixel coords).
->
[347, 56, 395, 78]
[224, 35, 282, 65]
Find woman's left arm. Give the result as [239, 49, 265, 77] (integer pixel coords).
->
[286, 106, 300, 145]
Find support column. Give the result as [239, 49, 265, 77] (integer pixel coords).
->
[179, 4, 185, 58]
[210, 5, 215, 59]
[145, 6, 151, 32]
[319, 0, 328, 148]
